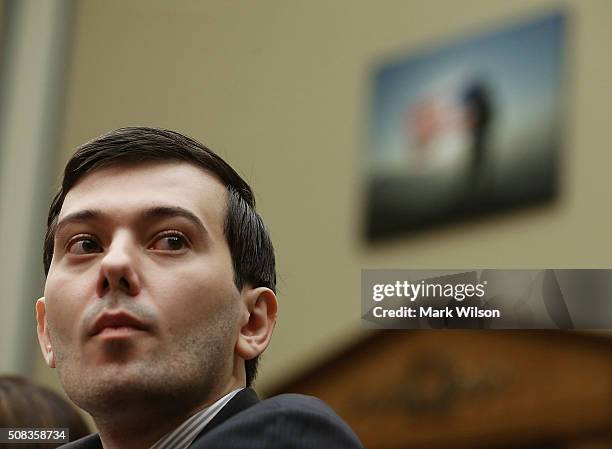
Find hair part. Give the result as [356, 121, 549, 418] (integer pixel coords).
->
[43, 126, 276, 387]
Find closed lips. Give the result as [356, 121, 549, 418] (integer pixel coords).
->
[90, 313, 148, 336]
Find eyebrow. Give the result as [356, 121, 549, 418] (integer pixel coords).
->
[55, 205, 208, 237]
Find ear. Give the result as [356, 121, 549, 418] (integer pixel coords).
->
[235, 287, 277, 362]
[35, 297, 55, 368]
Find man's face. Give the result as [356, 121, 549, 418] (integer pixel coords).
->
[38, 161, 246, 414]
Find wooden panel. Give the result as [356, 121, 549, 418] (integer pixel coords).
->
[272, 332, 612, 449]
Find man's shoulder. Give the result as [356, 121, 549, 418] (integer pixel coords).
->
[256, 393, 348, 421]
[261, 393, 335, 410]
[192, 393, 364, 449]
[58, 393, 364, 449]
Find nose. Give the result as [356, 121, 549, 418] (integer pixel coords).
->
[96, 232, 141, 298]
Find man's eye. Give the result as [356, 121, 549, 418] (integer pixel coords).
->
[68, 237, 102, 255]
[150, 233, 189, 252]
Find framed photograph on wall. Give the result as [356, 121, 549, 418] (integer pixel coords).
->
[365, 11, 566, 240]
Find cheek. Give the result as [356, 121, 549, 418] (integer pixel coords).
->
[151, 260, 240, 334]
[43, 270, 92, 345]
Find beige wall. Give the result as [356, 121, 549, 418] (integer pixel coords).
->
[34, 0, 612, 394]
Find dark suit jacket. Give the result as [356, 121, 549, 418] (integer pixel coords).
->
[60, 388, 363, 449]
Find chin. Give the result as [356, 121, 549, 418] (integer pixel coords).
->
[60, 361, 160, 411]
[63, 361, 213, 416]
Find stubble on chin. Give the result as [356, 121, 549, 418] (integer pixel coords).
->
[56, 324, 235, 419]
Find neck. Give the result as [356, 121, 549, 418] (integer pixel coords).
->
[95, 409, 193, 449]
[93, 379, 244, 449]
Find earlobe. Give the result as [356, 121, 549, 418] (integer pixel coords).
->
[46, 348, 55, 367]
[35, 297, 55, 368]
[235, 287, 278, 362]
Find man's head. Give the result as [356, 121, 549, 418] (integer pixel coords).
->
[36, 127, 277, 416]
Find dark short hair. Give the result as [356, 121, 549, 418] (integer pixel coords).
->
[43, 126, 276, 387]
